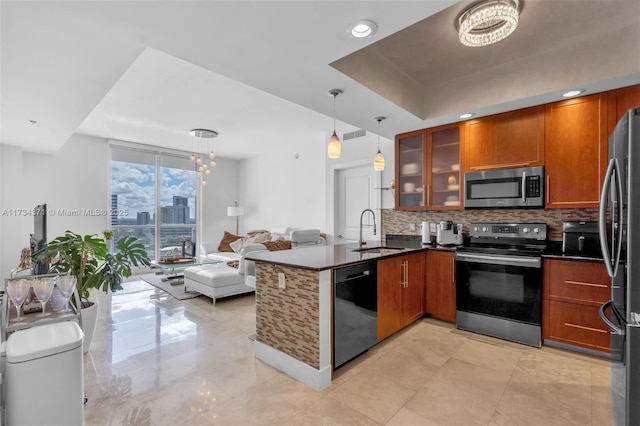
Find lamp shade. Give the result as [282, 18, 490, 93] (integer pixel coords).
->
[327, 131, 341, 158]
[227, 206, 245, 217]
[374, 150, 385, 171]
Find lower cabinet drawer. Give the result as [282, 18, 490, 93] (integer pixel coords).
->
[545, 259, 610, 306]
[546, 300, 610, 352]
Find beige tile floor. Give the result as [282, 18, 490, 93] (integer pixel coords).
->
[84, 279, 614, 425]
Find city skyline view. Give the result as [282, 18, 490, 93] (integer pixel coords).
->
[111, 161, 197, 223]
[110, 157, 197, 259]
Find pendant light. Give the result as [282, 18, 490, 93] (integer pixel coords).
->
[327, 89, 343, 158]
[189, 128, 218, 186]
[374, 116, 385, 171]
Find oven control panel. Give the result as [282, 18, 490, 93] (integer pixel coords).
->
[469, 223, 547, 240]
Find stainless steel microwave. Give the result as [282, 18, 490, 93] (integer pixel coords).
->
[464, 165, 544, 208]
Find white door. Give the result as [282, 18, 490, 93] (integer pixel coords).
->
[335, 165, 379, 243]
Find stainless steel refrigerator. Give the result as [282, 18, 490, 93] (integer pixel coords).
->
[599, 107, 640, 426]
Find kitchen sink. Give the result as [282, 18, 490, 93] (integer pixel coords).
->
[351, 246, 406, 254]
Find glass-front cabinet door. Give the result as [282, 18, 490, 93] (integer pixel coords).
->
[428, 124, 462, 210]
[395, 130, 426, 210]
[395, 124, 463, 211]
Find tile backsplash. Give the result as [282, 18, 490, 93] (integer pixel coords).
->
[381, 208, 599, 241]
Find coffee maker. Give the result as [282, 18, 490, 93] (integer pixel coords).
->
[436, 221, 464, 246]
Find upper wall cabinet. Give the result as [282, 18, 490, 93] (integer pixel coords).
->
[395, 123, 463, 211]
[396, 130, 426, 211]
[465, 106, 544, 172]
[608, 84, 640, 134]
[427, 123, 463, 210]
[545, 93, 608, 209]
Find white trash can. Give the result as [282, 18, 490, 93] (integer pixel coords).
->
[5, 321, 84, 426]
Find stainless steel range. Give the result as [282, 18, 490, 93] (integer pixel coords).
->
[455, 222, 547, 347]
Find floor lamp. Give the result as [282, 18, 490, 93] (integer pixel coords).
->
[227, 202, 244, 235]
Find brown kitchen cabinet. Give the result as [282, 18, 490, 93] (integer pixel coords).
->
[427, 124, 463, 210]
[396, 130, 426, 210]
[542, 258, 611, 353]
[545, 93, 608, 208]
[425, 250, 456, 322]
[378, 251, 425, 341]
[608, 84, 640, 134]
[395, 123, 463, 211]
[465, 106, 544, 172]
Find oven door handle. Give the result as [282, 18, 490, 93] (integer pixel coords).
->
[456, 252, 541, 268]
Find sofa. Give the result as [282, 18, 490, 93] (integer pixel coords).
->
[183, 228, 325, 304]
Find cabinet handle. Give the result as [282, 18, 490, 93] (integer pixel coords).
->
[406, 261, 410, 288]
[426, 185, 430, 207]
[565, 323, 607, 334]
[405, 261, 409, 288]
[401, 261, 406, 288]
[546, 176, 550, 204]
[565, 280, 608, 289]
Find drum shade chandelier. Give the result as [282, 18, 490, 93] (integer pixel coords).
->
[373, 117, 385, 171]
[327, 89, 343, 159]
[458, 0, 519, 47]
[189, 128, 218, 186]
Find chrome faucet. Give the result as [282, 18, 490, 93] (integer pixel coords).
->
[359, 209, 377, 248]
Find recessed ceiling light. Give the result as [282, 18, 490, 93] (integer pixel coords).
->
[460, 113, 474, 119]
[562, 89, 585, 98]
[348, 20, 378, 39]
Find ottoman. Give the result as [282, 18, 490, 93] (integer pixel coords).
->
[183, 263, 254, 304]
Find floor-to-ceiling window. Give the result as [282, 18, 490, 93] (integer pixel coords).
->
[110, 145, 197, 261]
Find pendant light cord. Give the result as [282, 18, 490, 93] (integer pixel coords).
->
[333, 93, 336, 132]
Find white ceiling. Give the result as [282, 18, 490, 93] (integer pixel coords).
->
[2, 1, 639, 159]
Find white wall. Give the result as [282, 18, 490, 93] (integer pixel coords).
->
[1, 135, 109, 279]
[238, 132, 326, 233]
[199, 157, 241, 245]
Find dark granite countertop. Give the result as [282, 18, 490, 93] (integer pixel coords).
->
[542, 241, 604, 262]
[244, 238, 460, 271]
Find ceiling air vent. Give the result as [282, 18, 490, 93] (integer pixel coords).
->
[343, 129, 366, 141]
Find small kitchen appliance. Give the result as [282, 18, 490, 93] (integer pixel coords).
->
[420, 221, 431, 245]
[436, 221, 463, 246]
[562, 221, 600, 256]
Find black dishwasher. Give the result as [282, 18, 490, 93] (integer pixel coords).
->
[333, 261, 377, 369]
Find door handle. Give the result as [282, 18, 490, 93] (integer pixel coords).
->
[599, 300, 625, 335]
[522, 171, 527, 203]
[599, 158, 623, 278]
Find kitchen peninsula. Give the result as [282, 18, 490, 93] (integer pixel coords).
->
[244, 243, 425, 391]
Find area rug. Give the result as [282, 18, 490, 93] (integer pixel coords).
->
[139, 272, 202, 300]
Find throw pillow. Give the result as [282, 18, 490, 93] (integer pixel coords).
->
[218, 231, 242, 252]
[263, 240, 292, 251]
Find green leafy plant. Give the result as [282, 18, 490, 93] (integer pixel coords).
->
[32, 230, 150, 304]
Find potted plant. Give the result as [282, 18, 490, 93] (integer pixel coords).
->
[32, 230, 150, 351]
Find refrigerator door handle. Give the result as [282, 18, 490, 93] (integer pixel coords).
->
[599, 158, 623, 277]
[612, 159, 624, 276]
[599, 300, 625, 335]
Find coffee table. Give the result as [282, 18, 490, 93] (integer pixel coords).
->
[151, 257, 221, 284]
